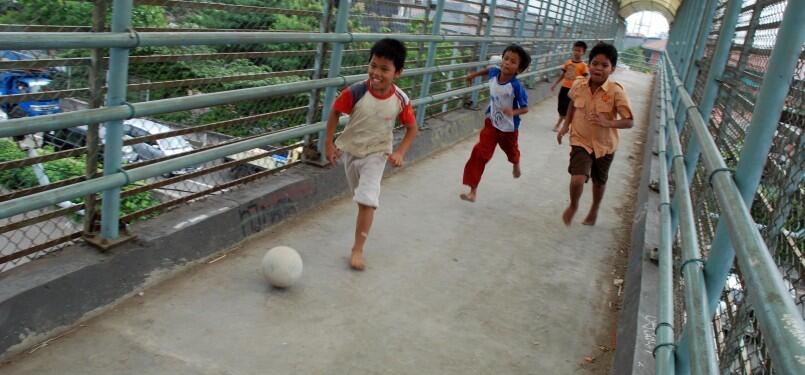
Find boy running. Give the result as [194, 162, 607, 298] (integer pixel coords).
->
[551, 41, 589, 132]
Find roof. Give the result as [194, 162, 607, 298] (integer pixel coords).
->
[641, 39, 668, 51]
[619, 0, 683, 22]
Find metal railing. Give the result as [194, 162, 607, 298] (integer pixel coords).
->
[654, 0, 805, 373]
[0, 0, 622, 272]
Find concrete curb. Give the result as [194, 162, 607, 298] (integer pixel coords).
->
[612, 74, 661, 375]
[0, 84, 554, 360]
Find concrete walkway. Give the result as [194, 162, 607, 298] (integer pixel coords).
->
[0, 70, 652, 375]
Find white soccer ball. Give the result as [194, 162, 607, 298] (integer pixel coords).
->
[262, 246, 303, 288]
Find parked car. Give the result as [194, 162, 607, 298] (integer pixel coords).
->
[123, 118, 198, 176]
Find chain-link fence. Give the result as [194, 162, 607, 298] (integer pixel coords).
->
[668, 0, 804, 373]
[0, 0, 622, 273]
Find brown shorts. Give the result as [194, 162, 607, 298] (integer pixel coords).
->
[568, 146, 614, 185]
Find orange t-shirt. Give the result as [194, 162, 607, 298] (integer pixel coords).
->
[561, 59, 589, 88]
[567, 77, 633, 157]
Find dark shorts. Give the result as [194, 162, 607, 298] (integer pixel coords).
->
[568, 146, 615, 185]
[557, 86, 571, 116]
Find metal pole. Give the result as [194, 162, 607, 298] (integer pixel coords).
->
[683, 0, 718, 94]
[676, 0, 743, 364]
[695, 1, 805, 370]
[470, 0, 496, 107]
[303, 0, 332, 159]
[569, 1, 579, 42]
[416, 0, 446, 128]
[0, 65, 555, 221]
[666, 37, 805, 373]
[412, 1, 431, 104]
[531, 0, 552, 86]
[0, 60, 500, 139]
[516, 0, 527, 38]
[655, 65, 676, 375]
[443, 42, 460, 113]
[99, 0, 133, 241]
[668, 0, 721, 236]
[316, 0, 351, 160]
[672, 0, 743, 370]
[666, 98, 720, 375]
[84, 0, 107, 236]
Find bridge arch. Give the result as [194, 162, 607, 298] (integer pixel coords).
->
[619, 0, 681, 22]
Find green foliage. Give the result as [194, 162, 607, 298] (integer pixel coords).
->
[621, 47, 653, 74]
[0, 0, 168, 27]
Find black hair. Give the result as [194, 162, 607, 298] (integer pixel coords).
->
[588, 42, 618, 67]
[502, 44, 531, 73]
[573, 41, 588, 51]
[369, 38, 407, 72]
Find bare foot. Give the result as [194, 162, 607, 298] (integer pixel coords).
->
[562, 206, 577, 226]
[582, 212, 597, 226]
[350, 249, 365, 271]
[512, 164, 521, 178]
[459, 192, 476, 202]
[552, 126, 559, 132]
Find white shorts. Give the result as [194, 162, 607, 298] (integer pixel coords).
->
[342, 152, 387, 208]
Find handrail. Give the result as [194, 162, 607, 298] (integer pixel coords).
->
[0, 57, 561, 139]
[0, 65, 556, 220]
[0, 31, 609, 50]
[660, 52, 805, 374]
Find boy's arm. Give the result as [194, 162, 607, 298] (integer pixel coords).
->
[465, 67, 491, 84]
[594, 87, 634, 129]
[557, 103, 574, 144]
[389, 122, 418, 167]
[324, 109, 341, 165]
[592, 115, 633, 129]
[503, 107, 529, 116]
[551, 69, 566, 90]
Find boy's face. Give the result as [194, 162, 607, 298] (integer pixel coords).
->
[589, 54, 615, 84]
[500, 50, 522, 76]
[368, 55, 400, 93]
[572, 47, 585, 60]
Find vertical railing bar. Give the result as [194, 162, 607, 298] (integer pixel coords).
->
[99, 0, 134, 241]
[416, 0, 446, 128]
[316, 0, 351, 161]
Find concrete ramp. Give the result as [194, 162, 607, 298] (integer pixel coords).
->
[0, 70, 652, 374]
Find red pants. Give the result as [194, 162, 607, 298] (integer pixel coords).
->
[462, 119, 520, 188]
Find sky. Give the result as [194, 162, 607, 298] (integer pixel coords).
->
[625, 11, 670, 38]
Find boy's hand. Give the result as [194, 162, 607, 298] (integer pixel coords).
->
[502, 108, 514, 117]
[388, 152, 405, 167]
[590, 113, 613, 128]
[465, 74, 474, 85]
[550, 83, 557, 92]
[325, 142, 340, 166]
[557, 125, 569, 144]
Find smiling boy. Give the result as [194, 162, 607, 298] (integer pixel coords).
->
[324, 38, 418, 270]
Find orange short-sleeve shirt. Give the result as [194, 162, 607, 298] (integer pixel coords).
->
[561, 60, 589, 88]
[567, 77, 633, 157]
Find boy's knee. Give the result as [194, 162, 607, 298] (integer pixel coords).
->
[570, 175, 587, 185]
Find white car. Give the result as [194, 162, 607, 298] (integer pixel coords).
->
[123, 118, 198, 175]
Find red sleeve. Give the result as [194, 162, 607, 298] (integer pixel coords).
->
[398, 101, 416, 126]
[332, 87, 354, 114]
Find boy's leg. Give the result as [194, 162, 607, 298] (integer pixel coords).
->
[582, 184, 605, 226]
[461, 119, 497, 202]
[555, 87, 570, 131]
[351, 203, 375, 270]
[497, 130, 521, 178]
[563, 146, 593, 226]
[347, 153, 385, 270]
[582, 153, 614, 226]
